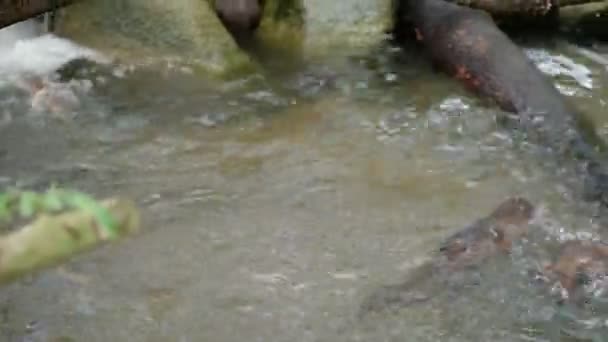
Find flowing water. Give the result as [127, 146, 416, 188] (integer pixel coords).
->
[0, 19, 608, 342]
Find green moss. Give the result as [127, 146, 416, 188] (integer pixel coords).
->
[263, 0, 305, 26]
[56, 0, 256, 76]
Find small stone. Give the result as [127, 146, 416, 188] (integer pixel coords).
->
[384, 73, 397, 82]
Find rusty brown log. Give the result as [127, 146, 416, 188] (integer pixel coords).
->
[0, 0, 78, 30]
[453, 0, 606, 16]
[403, 0, 608, 208]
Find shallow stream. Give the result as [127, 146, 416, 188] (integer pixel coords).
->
[0, 19, 608, 342]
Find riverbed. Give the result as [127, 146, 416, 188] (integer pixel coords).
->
[0, 20, 608, 342]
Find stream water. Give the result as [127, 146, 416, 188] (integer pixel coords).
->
[0, 19, 608, 342]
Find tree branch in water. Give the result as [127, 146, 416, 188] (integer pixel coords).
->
[0, 198, 140, 285]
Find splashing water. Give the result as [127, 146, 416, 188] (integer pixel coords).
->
[0, 20, 112, 120]
[0, 19, 110, 84]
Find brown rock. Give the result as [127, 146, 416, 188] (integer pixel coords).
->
[359, 197, 536, 316]
[544, 240, 608, 301]
[438, 197, 535, 270]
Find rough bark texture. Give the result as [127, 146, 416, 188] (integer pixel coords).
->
[0, 0, 77, 29]
[454, 0, 555, 16]
[404, 0, 608, 207]
[560, 1, 608, 39]
[453, 0, 606, 15]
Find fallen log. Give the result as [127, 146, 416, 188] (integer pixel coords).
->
[401, 0, 608, 208]
[453, 0, 606, 16]
[453, 0, 556, 16]
[560, 1, 608, 39]
[561, 0, 608, 21]
[0, 0, 78, 30]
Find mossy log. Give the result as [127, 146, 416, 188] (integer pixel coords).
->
[451, 0, 608, 36]
[0, 198, 140, 285]
[560, 1, 608, 37]
[453, 0, 556, 16]
[56, 0, 256, 77]
[453, 0, 606, 16]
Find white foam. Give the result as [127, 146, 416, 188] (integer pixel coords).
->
[524, 48, 594, 91]
[0, 19, 110, 82]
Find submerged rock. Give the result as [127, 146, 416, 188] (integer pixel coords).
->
[438, 197, 535, 270]
[544, 239, 608, 304]
[51, 0, 394, 75]
[14, 75, 83, 118]
[360, 197, 536, 316]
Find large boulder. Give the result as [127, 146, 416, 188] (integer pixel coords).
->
[55, 0, 254, 76]
[53, 0, 394, 75]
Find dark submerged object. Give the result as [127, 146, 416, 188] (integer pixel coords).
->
[398, 0, 608, 208]
[214, 0, 263, 42]
[360, 197, 535, 316]
[439, 197, 534, 269]
[544, 240, 608, 304]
